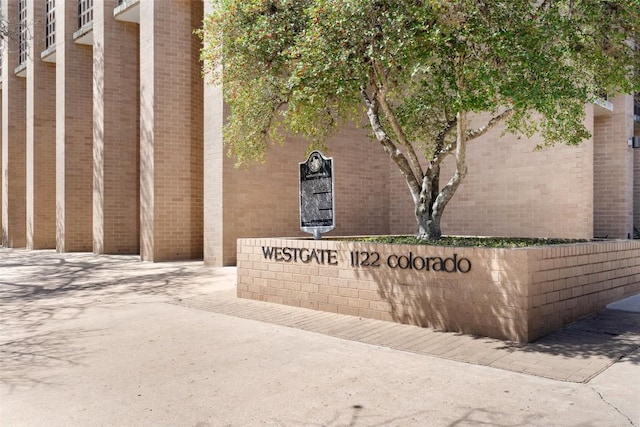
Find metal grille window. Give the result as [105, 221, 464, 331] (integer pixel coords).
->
[77, 0, 93, 29]
[45, 0, 55, 50]
[18, 0, 27, 65]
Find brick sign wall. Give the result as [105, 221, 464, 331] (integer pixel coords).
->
[237, 238, 640, 342]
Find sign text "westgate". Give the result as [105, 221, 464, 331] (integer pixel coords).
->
[262, 246, 338, 265]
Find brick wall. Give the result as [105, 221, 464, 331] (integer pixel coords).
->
[207, 102, 604, 265]
[202, 81, 224, 265]
[634, 148, 640, 234]
[26, 0, 56, 249]
[93, 0, 140, 254]
[238, 238, 640, 342]
[1, 0, 27, 248]
[389, 112, 595, 239]
[210, 124, 391, 266]
[0, 82, 2, 246]
[56, 0, 94, 252]
[140, 0, 203, 261]
[0, 66, 3, 246]
[202, 0, 224, 266]
[529, 240, 640, 339]
[593, 94, 635, 239]
[6, 1, 636, 262]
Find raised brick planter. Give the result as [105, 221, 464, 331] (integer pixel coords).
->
[237, 238, 640, 342]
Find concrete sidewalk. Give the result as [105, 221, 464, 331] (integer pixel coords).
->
[1, 249, 639, 426]
[175, 289, 640, 383]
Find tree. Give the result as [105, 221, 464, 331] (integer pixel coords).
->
[0, 14, 9, 64]
[0, 10, 27, 66]
[0, 8, 11, 40]
[200, 0, 640, 240]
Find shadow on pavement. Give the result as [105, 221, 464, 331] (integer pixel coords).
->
[0, 249, 231, 391]
[513, 309, 640, 365]
[2, 248, 639, 389]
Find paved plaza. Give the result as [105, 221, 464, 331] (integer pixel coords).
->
[1, 248, 639, 426]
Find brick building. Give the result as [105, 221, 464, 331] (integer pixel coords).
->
[1, 0, 639, 266]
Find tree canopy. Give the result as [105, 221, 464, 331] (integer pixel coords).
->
[200, 0, 640, 239]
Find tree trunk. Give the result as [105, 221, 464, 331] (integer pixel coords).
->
[416, 207, 442, 240]
[360, 91, 474, 242]
[413, 110, 469, 241]
[415, 167, 442, 241]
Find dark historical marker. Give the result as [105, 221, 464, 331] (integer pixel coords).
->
[299, 151, 335, 239]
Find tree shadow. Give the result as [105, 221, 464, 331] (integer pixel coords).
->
[351, 247, 528, 340]
[513, 309, 640, 364]
[0, 250, 219, 302]
[348, 244, 640, 366]
[280, 403, 550, 427]
[0, 249, 232, 390]
[0, 327, 99, 393]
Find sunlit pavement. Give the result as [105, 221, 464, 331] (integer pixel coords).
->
[1, 248, 638, 426]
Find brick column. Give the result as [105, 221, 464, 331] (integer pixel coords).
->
[634, 146, 639, 234]
[139, 0, 203, 261]
[593, 94, 635, 239]
[0, 83, 2, 246]
[0, 83, 3, 246]
[93, 0, 140, 254]
[56, 0, 94, 252]
[26, 0, 56, 249]
[1, 0, 27, 248]
[202, 1, 224, 266]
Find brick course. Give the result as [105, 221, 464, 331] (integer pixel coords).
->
[594, 95, 635, 239]
[238, 238, 640, 342]
[26, 0, 56, 249]
[93, 0, 140, 254]
[0, 83, 2, 246]
[389, 111, 595, 239]
[140, 0, 203, 261]
[56, 0, 94, 252]
[202, 0, 223, 266]
[208, 125, 391, 266]
[1, 0, 27, 248]
[4, 0, 638, 265]
[634, 147, 640, 234]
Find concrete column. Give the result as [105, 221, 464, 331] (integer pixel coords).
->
[26, 0, 56, 249]
[93, 0, 140, 254]
[1, 0, 27, 248]
[139, 0, 203, 261]
[56, 0, 94, 252]
[593, 94, 636, 239]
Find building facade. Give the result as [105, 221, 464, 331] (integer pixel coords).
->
[1, 0, 639, 266]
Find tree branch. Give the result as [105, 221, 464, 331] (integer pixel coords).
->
[432, 56, 469, 220]
[466, 108, 514, 141]
[427, 108, 513, 171]
[431, 117, 458, 167]
[432, 111, 468, 219]
[361, 87, 421, 201]
[373, 61, 425, 180]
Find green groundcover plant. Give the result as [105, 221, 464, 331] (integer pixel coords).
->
[336, 236, 589, 248]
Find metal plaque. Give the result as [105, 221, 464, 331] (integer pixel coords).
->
[299, 151, 335, 239]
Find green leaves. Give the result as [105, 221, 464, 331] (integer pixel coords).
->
[200, 0, 640, 165]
